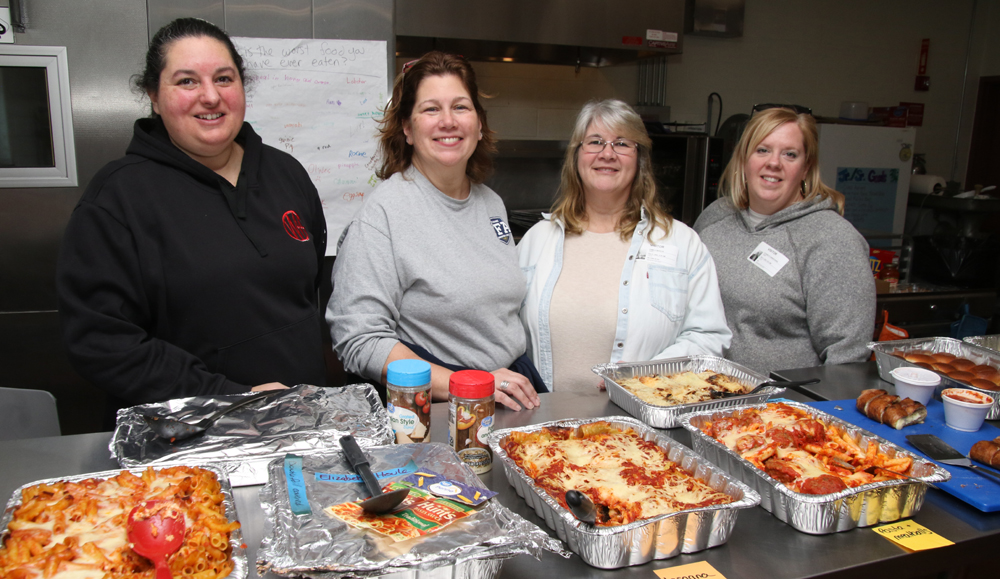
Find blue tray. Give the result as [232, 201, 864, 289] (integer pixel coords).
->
[807, 399, 1000, 512]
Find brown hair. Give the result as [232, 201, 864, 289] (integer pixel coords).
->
[374, 52, 495, 183]
[720, 107, 844, 213]
[550, 99, 670, 241]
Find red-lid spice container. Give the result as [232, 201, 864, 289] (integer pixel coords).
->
[448, 370, 495, 474]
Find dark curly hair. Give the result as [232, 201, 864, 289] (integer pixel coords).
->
[133, 17, 248, 111]
[375, 51, 495, 183]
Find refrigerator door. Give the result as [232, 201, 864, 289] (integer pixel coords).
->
[817, 124, 916, 235]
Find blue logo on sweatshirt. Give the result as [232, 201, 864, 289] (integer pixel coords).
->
[491, 217, 511, 245]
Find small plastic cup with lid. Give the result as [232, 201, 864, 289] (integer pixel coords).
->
[386, 359, 432, 443]
[448, 370, 495, 474]
[890, 366, 941, 405]
[941, 388, 994, 432]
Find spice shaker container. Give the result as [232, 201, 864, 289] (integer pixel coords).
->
[386, 359, 432, 443]
[448, 370, 495, 473]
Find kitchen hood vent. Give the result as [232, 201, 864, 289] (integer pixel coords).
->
[395, 0, 685, 67]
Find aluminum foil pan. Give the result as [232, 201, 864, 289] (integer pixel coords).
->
[486, 415, 761, 569]
[680, 401, 950, 535]
[112, 384, 394, 486]
[0, 464, 247, 579]
[868, 337, 1000, 419]
[257, 442, 567, 579]
[964, 335, 1000, 353]
[592, 356, 782, 428]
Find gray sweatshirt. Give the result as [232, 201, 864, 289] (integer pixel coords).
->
[326, 168, 526, 381]
[693, 196, 875, 374]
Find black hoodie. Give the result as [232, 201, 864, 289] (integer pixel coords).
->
[57, 118, 327, 403]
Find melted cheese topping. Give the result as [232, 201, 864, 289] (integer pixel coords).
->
[502, 423, 732, 526]
[0, 467, 235, 579]
[618, 371, 746, 406]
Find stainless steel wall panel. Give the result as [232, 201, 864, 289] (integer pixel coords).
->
[227, 0, 312, 39]
[315, 0, 393, 87]
[147, 0, 225, 38]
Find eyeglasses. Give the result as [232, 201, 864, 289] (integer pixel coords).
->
[579, 137, 638, 156]
[751, 103, 813, 116]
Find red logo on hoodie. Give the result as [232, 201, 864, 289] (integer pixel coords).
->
[282, 211, 311, 242]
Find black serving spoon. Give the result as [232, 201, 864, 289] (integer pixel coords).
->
[142, 388, 289, 442]
[339, 435, 411, 513]
[710, 378, 821, 399]
[565, 490, 597, 525]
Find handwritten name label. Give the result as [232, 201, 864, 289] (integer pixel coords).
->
[872, 520, 953, 551]
[654, 561, 725, 579]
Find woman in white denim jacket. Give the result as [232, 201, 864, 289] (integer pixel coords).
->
[518, 100, 731, 392]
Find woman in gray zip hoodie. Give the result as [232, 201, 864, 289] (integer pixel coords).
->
[693, 107, 875, 374]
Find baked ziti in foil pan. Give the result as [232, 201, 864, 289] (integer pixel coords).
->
[112, 383, 394, 486]
[868, 337, 1000, 419]
[681, 401, 950, 535]
[0, 464, 247, 579]
[592, 356, 782, 428]
[257, 443, 565, 579]
[486, 415, 760, 569]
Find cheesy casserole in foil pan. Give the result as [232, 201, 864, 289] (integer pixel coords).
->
[0, 464, 247, 579]
[868, 337, 1000, 419]
[486, 416, 760, 569]
[592, 356, 782, 428]
[257, 443, 565, 579]
[112, 384, 394, 486]
[681, 401, 950, 535]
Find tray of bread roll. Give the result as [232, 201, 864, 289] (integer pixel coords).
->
[807, 399, 1000, 512]
[868, 337, 1000, 419]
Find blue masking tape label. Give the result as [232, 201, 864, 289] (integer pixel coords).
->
[284, 454, 311, 515]
[315, 460, 419, 483]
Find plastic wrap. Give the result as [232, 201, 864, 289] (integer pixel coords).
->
[257, 443, 567, 578]
[112, 384, 394, 486]
[0, 465, 247, 579]
[681, 401, 950, 535]
[487, 416, 760, 569]
[592, 356, 782, 428]
[868, 337, 1000, 420]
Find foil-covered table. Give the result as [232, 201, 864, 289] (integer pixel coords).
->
[112, 384, 393, 486]
[257, 443, 567, 578]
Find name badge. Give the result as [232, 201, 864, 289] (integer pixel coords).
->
[747, 241, 789, 277]
[646, 244, 679, 268]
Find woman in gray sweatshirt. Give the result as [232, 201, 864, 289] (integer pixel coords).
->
[693, 106, 875, 374]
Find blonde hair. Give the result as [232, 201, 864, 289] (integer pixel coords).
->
[720, 107, 844, 214]
[550, 99, 670, 241]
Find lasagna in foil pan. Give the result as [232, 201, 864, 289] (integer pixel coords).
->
[0, 464, 247, 579]
[112, 384, 394, 486]
[868, 337, 1000, 420]
[680, 401, 950, 535]
[592, 356, 782, 428]
[964, 334, 1000, 353]
[257, 443, 566, 579]
[486, 416, 760, 569]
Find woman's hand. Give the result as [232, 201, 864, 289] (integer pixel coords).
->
[251, 382, 289, 392]
[492, 369, 540, 411]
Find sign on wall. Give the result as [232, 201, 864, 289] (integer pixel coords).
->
[233, 37, 388, 255]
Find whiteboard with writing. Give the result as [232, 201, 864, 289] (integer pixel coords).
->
[233, 37, 388, 255]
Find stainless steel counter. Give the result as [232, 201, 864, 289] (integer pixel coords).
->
[2, 363, 999, 578]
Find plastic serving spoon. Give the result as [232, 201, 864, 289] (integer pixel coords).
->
[711, 378, 821, 399]
[339, 434, 410, 513]
[127, 501, 186, 579]
[142, 388, 289, 442]
[565, 490, 597, 525]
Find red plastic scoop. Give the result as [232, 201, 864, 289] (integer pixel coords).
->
[127, 501, 186, 579]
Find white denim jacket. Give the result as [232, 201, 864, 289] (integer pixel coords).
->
[517, 209, 732, 391]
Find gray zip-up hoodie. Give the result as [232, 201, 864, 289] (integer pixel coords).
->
[693, 196, 875, 374]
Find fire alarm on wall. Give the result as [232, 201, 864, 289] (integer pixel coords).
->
[915, 39, 930, 92]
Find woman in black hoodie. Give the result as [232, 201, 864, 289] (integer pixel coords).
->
[57, 18, 327, 406]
